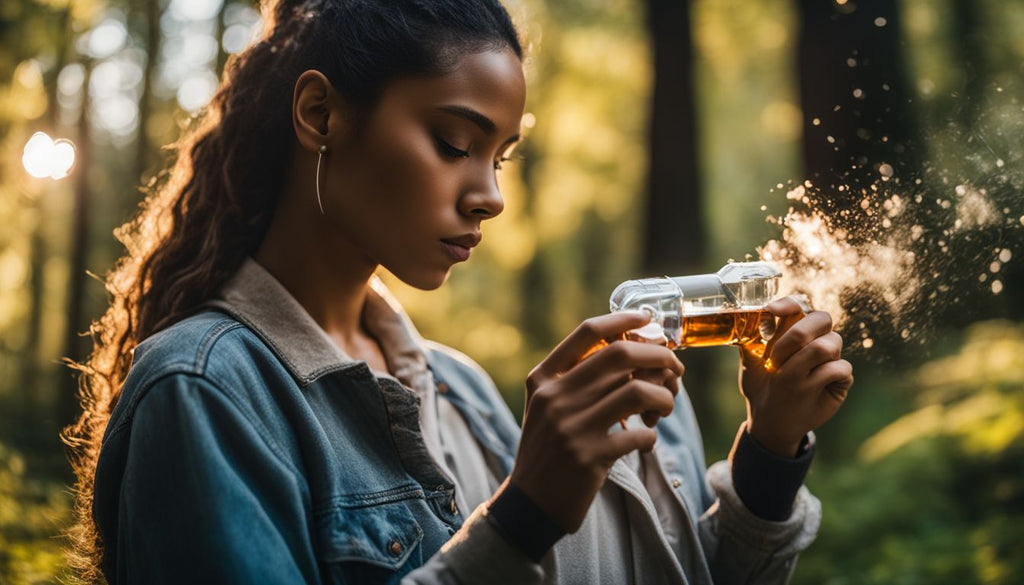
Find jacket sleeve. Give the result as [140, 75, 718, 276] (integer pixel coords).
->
[111, 373, 321, 584]
[650, 382, 821, 584]
[691, 412, 822, 585]
[402, 503, 545, 585]
[697, 458, 821, 584]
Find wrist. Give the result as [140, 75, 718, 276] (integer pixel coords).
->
[745, 419, 803, 458]
[730, 424, 816, 521]
[486, 479, 565, 563]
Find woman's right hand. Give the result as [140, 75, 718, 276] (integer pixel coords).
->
[509, 312, 684, 533]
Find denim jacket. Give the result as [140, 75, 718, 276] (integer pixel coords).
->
[93, 259, 821, 584]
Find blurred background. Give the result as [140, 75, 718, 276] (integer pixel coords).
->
[1, 0, 1022, 582]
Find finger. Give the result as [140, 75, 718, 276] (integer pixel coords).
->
[564, 342, 683, 402]
[636, 367, 680, 428]
[760, 298, 807, 366]
[641, 410, 662, 428]
[635, 367, 682, 394]
[826, 376, 854, 403]
[768, 310, 834, 370]
[764, 295, 809, 318]
[780, 331, 843, 374]
[808, 359, 854, 401]
[585, 379, 676, 430]
[600, 427, 658, 460]
[534, 312, 654, 381]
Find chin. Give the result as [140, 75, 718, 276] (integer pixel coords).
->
[394, 267, 451, 291]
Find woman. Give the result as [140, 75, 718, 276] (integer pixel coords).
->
[65, 1, 854, 583]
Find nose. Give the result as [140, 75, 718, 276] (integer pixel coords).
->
[458, 174, 505, 220]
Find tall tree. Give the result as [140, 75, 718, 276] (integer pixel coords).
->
[134, 0, 163, 185]
[59, 58, 94, 430]
[949, 0, 984, 131]
[643, 0, 715, 434]
[796, 0, 920, 188]
[643, 0, 704, 277]
[795, 0, 928, 358]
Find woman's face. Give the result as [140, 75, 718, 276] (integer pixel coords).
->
[322, 48, 526, 290]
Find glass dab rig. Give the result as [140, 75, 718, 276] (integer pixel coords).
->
[607, 262, 787, 365]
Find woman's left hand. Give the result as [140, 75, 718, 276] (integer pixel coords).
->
[738, 296, 854, 457]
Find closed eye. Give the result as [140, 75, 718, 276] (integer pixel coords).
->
[434, 135, 470, 159]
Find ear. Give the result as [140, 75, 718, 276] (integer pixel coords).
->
[292, 70, 344, 152]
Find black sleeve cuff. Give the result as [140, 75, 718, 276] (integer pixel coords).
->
[731, 428, 815, 521]
[485, 482, 565, 563]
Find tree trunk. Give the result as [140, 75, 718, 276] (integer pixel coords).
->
[950, 0, 984, 131]
[58, 58, 93, 431]
[796, 0, 920, 190]
[643, 0, 716, 436]
[643, 0, 705, 277]
[135, 0, 162, 186]
[21, 218, 47, 410]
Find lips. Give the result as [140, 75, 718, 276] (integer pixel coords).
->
[442, 233, 482, 248]
[440, 233, 481, 262]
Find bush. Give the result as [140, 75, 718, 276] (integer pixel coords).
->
[794, 321, 1024, 585]
[0, 441, 71, 584]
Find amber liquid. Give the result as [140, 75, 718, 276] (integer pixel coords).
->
[584, 310, 775, 366]
[672, 310, 770, 356]
[623, 309, 774, 367]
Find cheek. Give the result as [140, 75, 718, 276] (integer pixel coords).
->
[365, 133, 452, 212]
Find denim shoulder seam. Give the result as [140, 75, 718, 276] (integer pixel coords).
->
[113, 317, 244, 430]
[193, 317, 246, 372]
[110, 318, 305, 483]
[114, 368, 306, 484]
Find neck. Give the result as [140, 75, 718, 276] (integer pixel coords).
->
[254, 187, 377, 350]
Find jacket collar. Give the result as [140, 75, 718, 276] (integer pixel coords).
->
[207, 257, 433, 391]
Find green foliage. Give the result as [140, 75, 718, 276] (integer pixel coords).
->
[0, 441, 71, 584]
[1, 0, 1022, 582]
[794, 322, 1024, 585]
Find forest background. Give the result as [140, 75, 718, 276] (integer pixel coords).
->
[1, 0, 1022, 583]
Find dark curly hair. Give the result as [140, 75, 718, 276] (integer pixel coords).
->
[61, 0, 521, 580]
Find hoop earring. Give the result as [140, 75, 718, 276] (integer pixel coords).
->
[315, 145, 327, 215]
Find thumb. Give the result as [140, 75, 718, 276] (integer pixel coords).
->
[738, 340, 768, 369]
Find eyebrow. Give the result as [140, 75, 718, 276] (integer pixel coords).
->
[436, 105, 521, 145]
